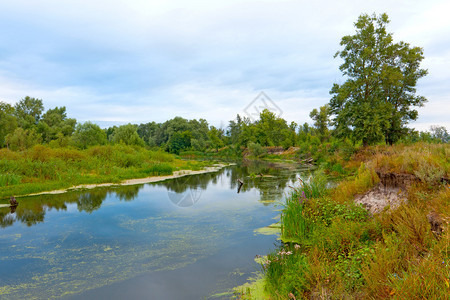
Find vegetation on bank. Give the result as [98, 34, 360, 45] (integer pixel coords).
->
[0, 144, 212, 199]
[235, 143, 449, 299]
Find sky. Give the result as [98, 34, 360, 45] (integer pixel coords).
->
[0, 0, 449, 131]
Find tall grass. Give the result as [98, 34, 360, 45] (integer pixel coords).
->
[0, 144, 209, 198]
[0, 174, 22, 187]
[332, 163, 379, 203]
[260, 144, 449, 300]
[141, 163, 174, 176]
[281, 171, 329, 242]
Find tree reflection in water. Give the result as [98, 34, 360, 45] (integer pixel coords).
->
[0, 161, 310, 227]
[0, 185, 142, 228]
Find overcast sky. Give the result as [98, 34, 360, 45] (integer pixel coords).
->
[1, 0, 449, 130]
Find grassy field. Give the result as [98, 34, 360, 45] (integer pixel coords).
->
[0, 144, 213, 199]
[235, 143, 449, 299]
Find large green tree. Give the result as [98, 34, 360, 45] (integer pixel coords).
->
[329, 13, 427, 145]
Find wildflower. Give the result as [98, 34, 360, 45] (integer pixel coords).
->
[294, 244, 301, 250]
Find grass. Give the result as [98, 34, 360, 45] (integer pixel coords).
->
[0, 173, 22, 187]
[238, 143, 449, 299]
[0, 144, 213, 199]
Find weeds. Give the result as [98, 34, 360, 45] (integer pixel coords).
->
[0, 144, 209, 198]
[260, 143, 449, 300]
[0, 174, 22, 187]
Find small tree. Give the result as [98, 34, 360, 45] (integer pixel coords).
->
[309, 105, 331, 141]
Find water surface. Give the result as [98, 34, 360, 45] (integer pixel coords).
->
[0, 161, 310, 299]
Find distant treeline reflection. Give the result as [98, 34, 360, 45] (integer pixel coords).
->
[0, 162, 307, 228]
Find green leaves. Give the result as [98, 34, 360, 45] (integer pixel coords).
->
[330, 13, 427, 145]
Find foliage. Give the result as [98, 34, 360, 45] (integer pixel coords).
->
[110, 124, 145, 146]
[263, 248, 310, 298]
[14, 96, 44, 130]
[0, 144, 207, 198]
[207, 126, 225, 151]
[371, 143, 449, 179]
[0, 101, 18, 147]
[330, 13, 427, 145]
[167, 130, 192, 154]
[309, 104, 331, 141]
[72, 121, 107, 149]
[5, 127, 42, 151]
[0, 173, 22, 187]
[247, 142, 266, 157]
[37, 106, 76, 142]
[260, 144, 449, 300]
[429, 125, 449, 143]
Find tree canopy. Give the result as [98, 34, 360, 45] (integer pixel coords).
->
[329, 13, 427, 145]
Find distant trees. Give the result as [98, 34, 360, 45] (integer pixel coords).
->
[1, 92, 446, 154]
[167, 131, 192, 154]
[0, 102, 18, 147]
[14, 96, 44, 130]
[429, 125, 449, 143]
[72, 122, 107, 149]
[6, 127, 42, 151]
[110, 124, 145, 146]
[38, 106, 76, 143]
[207, 126, 225, 151]
[329, 13, 427, 145]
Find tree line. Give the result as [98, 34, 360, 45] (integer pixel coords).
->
[0, 95, 447, 155]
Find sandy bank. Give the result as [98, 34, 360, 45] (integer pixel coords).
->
[26, 164, 233, 197]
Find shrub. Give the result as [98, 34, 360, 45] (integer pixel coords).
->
[248, 142, 266, 157]
[414, 160, 445, 186]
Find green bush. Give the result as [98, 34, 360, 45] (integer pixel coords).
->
[248, 142, 266, 157]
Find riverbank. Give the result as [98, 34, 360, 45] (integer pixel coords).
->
[24, 164, 231, 197]
[0, 144, 222, 199]
[235, 143, 449, 299]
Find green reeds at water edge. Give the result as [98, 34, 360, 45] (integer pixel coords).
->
[0, 173, 22, 187]
[259, 160, 449, 299]
[281, 171, 329, 243]
[0, 144, 212, 198]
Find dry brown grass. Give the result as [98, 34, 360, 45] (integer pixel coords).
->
[332, 163, 380, 204]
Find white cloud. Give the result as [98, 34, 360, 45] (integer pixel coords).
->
[0, 0, 449, 130]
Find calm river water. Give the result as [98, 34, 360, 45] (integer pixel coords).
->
[0, 161, 310, 299]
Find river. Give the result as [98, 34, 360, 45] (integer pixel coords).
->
[0, 161, 311, 299]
